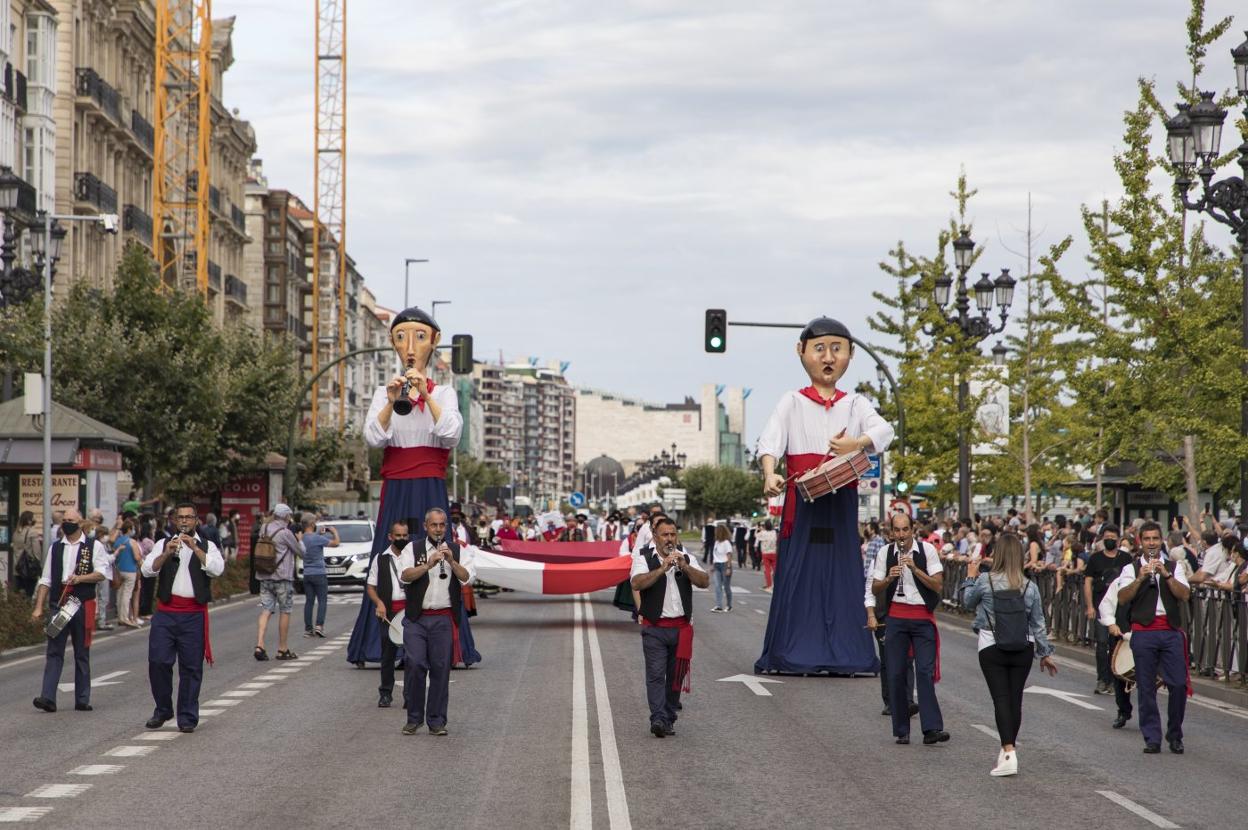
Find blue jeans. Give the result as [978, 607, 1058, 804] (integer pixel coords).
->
[712, 562, 733, 608]
[303, 575, 328, 630]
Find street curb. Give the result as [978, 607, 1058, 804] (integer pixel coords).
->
[937, 607, 1248, 710]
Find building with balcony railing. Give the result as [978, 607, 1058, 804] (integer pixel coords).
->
[122, 203, 152, 248]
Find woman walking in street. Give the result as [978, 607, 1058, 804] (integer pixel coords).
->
[710, 524, 734, 612]
[961, 532, 1058, 777]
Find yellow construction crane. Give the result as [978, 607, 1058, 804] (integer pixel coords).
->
[153, 1, 213, 294]
[312, 0, 348, 437]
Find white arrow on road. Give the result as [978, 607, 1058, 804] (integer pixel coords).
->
[1023, 685, 1104, 711]
[60, 670, 128, 693]
[716, 674, 783, 697]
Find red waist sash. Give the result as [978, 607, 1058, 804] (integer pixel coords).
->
[157, 595, 213, 667]
[422, 607, 453, 616]
[781, 453, 858, 539]
[642, 618, 694, 692]
[1130, 616, 1193, 697]
[380, 446, 450, 480]
[389, 599, 407, 614]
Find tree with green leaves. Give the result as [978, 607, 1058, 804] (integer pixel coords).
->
[676, 464, 762, 520]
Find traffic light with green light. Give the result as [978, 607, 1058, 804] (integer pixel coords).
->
[705, 308, 727, 353]
[895, 480, 910, 495]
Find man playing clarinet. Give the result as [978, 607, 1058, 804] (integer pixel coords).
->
[754, 316, 894, 676]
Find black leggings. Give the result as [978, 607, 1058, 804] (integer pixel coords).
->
[978, 643, 1034, 746]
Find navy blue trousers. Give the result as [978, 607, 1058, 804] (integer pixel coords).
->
[641, 626, 681, 727]
[884, 616, 942, 737]
[1131, 628, 1187, 745]
[41, 605, 90, 705]
[403, 613, 453, 728]
[148, 610, 206, 728]
[874, 626, 914, 707]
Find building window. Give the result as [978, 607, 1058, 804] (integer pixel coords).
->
[267, 283, 281, 303]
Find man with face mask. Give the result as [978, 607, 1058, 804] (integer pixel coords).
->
[366, 521, 413, 709]
[755, 317, 895, 676]
[1085, 524, 1134, 723]
[31, 509, 110, 713]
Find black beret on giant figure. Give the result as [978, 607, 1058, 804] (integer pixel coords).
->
[390, 306, 441, 333]
[799, 316, 852, 343]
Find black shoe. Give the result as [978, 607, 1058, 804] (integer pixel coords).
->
[179, 726, 195, 734]
[1143, 743, 1161, 754]
[378, 692, 392, 709]
[881, 707, 891, 717]
[1112, 714, 1130, 729]
[908, 703, 920, 718]
[145, 716, 169, 729]
[1168, 738, 1184, 754]
[895, 735, 910, 745]
[651, 721, 667, 738]
[32, 697, 56, 713]
[664, 725, 675, 736]
[922, 730, 950, 745]
[74, 703, 93, 712]
[674, 701, 683, 711]
[429, 725, 448, 736]
[401, 722, 421, 736]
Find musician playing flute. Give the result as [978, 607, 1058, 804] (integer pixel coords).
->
[753, 317, 894, 676]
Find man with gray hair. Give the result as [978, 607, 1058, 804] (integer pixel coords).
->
[254, 503, 300, 661]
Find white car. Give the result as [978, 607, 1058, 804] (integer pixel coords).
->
[295, 520, 375, 591]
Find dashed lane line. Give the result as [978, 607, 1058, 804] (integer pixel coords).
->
[1096, 791, 1180, 829]
[221, 690, 259, 698]
[239, 682, 274, 689]
[970, 723, 1000, 741]
[203, 699, 241, 707]
[68, 765, 124, 776]
[24, 785, 91, 799]
[198, 709, 227, 717]
[133, 732, 181, 741]
[103, 746, 156, 758]
[0, 806, 53, 822]
[255, 674, 287, 680]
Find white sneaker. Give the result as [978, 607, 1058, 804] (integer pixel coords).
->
[990, 749, 1018, 777]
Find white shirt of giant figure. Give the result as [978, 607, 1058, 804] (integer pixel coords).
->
[364, 383, 462, 449]
[757, 390, 894, 460]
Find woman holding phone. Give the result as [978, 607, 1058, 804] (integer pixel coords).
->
[961, 532, 1058, 777]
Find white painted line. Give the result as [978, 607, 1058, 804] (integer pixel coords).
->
[221, 690, 259, 697]
[255, 674, 286, 681]
[25, 783, 91, 799]
[1023, 686, 1104, 711]
[302, 656, 324, 662]
[203, 699, 241, 707]
[270, 667, 302, 673]
[717, 674, 782, 697]
[570, 595, 591, 830]
[69, 764, 124, 776]
[581, 596, 633, 830]
[133, 732, 181, 741]
[239, 682, 273, 689]
[970, 723, 1000, 741]
[104, 746, 156, 758]
[1096, 791, 1180, 829]
[0, 806, 53, 821]
[198, 708, 227, 717]
[753, 609, 765, 615]
[60, 669, 129, 692]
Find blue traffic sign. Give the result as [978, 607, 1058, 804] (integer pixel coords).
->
[860, 454, 881, 479]
[569, 491, 586, 508]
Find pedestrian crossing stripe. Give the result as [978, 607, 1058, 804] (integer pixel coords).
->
[0, 806, 53, 821]
[25, 784, 90, 799]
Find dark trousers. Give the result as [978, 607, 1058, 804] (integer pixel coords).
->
[702, 542, 712, 563]
[303, 575, 328, 630]
[884, 617, 942, 737]
[735, 541, 747, 567]
[16, 575, 37, 599]
[641, 626, 681, 727]
[41, 605, 90, 705]
[978, 644, 1033, 746]
[1131, 628, 1187, 745]
[379, 609, 402, 695]
[874, 626, 914, 707]
[402, 613, 452, 728]
[1093, 620, 1114, 685]
[148, 610, 205, 728]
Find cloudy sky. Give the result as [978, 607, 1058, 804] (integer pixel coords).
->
[217, 0, 1243, 447]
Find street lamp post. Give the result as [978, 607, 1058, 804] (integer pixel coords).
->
[403, 257, 428, 308]
[1164, 34, 1248, 512]
[917, 230, 1016, 519]
[431, 300, 451, 320]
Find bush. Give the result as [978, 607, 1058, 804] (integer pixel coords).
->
[0, 590, 44, 655]
[211, 558, 252, 602]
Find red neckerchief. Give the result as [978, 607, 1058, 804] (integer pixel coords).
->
[405, 379, 437, 412]
[798, 386, 846, 409]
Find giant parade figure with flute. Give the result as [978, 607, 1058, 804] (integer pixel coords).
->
[346, 307, 481, 672]
[754, 316, 894, 676]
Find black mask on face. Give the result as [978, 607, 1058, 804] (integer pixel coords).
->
[62, 521, 80, 537]
[391, 537, 409, 550]
[1103, 538, 1118, 550]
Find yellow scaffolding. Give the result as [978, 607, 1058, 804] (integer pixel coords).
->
[153, 1, 212, 294]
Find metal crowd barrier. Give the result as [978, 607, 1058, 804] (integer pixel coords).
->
[936, 556, 1246, 685]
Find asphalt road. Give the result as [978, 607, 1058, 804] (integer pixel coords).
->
[0, 567, 1244, 829]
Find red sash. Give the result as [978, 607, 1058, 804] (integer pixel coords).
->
[781, 452, 859, 539]
[643, 618, 694, 692]
[380, 446, 450, 479]
[1131, 614, 1192, 697]
[157, 595, 213, 667]
[83, 600, 97, 649]
[417, 607, 463, 665]
[888, 603, 941, 683]
[390, 599, 407, 614]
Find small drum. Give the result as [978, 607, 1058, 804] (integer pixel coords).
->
[387, 613, 405, 647]
[1111, 636, 1163, 690]
[796, 450, 872, 502]
[44, 596, 82, 639]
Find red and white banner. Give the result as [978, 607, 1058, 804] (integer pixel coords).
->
[473, 549, 631, 595]
[496, 539, 621, 564]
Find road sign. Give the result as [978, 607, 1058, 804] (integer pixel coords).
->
[663, 488, 687, 511]
[860, 454, 881, 479]
[890, 498, 912, 517]
[569, 491, 586, 508]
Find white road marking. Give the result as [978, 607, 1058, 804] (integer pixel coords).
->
[104, 746, 156, 758]
[69, 764, 124, 776]
[302, 656, 324, 662]
[59, 669, 128, 692]
[133, 732, 181, 741]
[239, 682, 273, 689]
[570, 595, 591, 830]
[221, 690, 259, 697]
[716, 674, 783, 697]
[581, 597, 633, 830]
[254, 674, 286, 680]
[0, 806, 53, 821]
[25, 783, 91, 798]
[1023, 686, 1104, 711]
[1096, 791, 1180, 828]
[203, 699, 241, 707]
[753, 609, 765, 615]
[198, 709, 227, 717]
[270, 667, 303, 673]
[970, 723, 1000, 741]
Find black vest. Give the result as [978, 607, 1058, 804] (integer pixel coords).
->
[875, 541, 940, 619]
[374, 548, 405, 616]
[155, 535, 213, 606]
[403, 538, 462, 622]
[1122, 557, 1180, 628]
[49, 537, 98, 602]
[637, 546, 694, 623]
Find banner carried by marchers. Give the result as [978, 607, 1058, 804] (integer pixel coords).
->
[473, 548, 631, 595]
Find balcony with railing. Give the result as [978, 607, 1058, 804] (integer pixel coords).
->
[131, 110, 154, 153]
[208, 185, 221, 214]
[208, 261, 222, 291]
[123, 204, 153, 246]
[231, 204, 246, 233]
[74, 172, 117, 213]
[225, 274, 247, 306]
[75, 67, 122, 124]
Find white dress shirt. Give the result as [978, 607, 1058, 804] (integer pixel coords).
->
[870, 540, 942, 606]
[1101, 559, 1190, 624]
[367, 546, 409, 602]
[757, 390, 895, 459]
[139, 535, 225, 596]
[630, 545, 706, 619]
[363, 383, 463, 449]
[397, 539, 478, 610]
[37, 536, 110, 589]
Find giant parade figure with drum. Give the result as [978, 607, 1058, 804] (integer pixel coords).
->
[346, 307, 482, 669]
[754, 316, 895, 675]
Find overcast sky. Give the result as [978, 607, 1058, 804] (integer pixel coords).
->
[217, 0, 1243, 448]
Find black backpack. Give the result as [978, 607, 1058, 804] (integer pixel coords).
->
[987, 576, 1030, 652]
